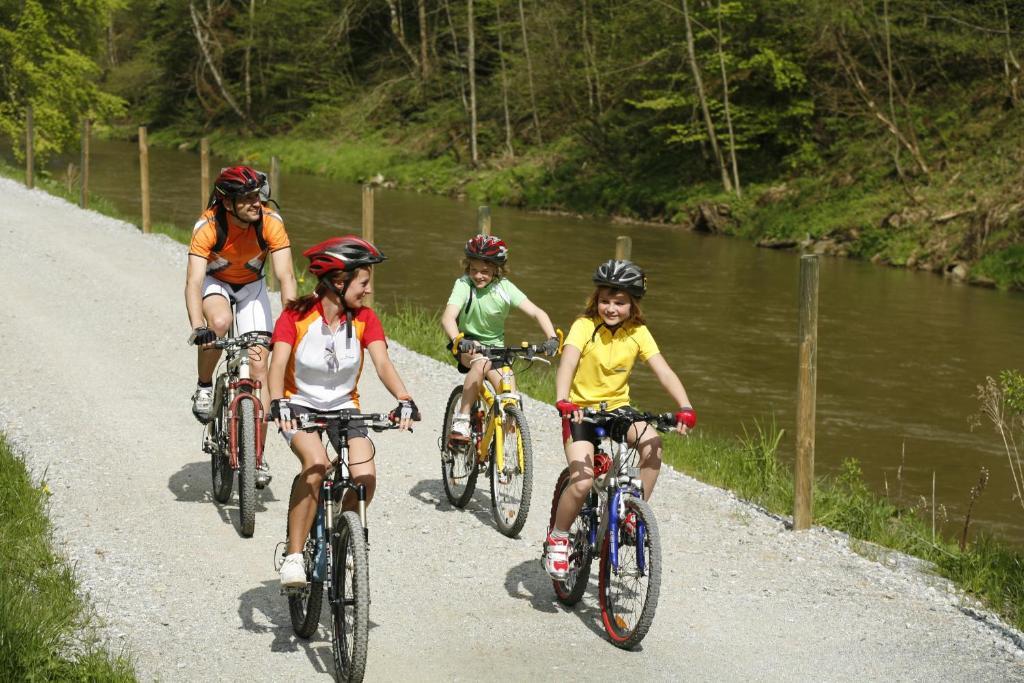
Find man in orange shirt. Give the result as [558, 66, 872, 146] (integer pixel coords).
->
[185, 166, 297, 485]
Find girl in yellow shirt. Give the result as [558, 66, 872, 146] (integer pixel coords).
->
[544, 260, 696, 579]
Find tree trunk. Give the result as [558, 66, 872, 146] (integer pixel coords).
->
[1003, 0, 1021, 107]
[442, 0, 469, 114]
[467, 0, 478, 164]
[189, 2, 246, 120]
[518, 0, 543, 144]
[715, 0, 739, 196]
[418, 0, 431, 79]
[386, 0, 422, 76]
[244, 0, 255, 118]
[496, 0, 514, 157]
[681, 0, 732, 193]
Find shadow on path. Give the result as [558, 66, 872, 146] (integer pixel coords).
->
[407, 477, 499, 533]
[168, 460, 279, 536]
[504, 559, 606, 640]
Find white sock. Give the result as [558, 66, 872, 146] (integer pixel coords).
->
[550, 528, 569, 539]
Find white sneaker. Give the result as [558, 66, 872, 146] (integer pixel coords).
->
[449, 414, 471, 444]
[191, 386, 214, 424]
[543, 532, 570, 580]
[279, 553, 307, 588]
[255, 462, 272, 489]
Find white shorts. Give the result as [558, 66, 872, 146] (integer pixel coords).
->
[202, 275, 273, 339]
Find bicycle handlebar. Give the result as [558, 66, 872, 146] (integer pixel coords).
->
[188, 330, 272, 350]
[286, 411, 400, 433]
[580, 407, 678, 433]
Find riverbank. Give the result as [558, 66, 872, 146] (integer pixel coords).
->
[135, 94, 1024, 292]
[0, 434, 136, 680]
[3, 175, 1023, 679]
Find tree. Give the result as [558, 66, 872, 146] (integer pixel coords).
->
[0, 0, 124, 162]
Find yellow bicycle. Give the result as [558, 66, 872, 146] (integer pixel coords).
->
[439, 332, 561, 537]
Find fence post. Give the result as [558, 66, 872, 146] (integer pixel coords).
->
[265, 155, 281, 292]
[615, 235, 632, 260]
[362, 184, 375, 307]
[200, 137, 210, 211]
[25, 105, 34, 190]
[139, 126, 151, 233]
[80, 119, 91, 208]
[793, 254, 820, 530]
[477, 205, 491, 235]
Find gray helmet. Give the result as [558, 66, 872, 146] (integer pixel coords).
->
[593, 259, 647, 299]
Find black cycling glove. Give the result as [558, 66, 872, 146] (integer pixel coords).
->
[269, 399, 292, 423]
[541, 336, 560, 356]
[190, 326, 216, 346]
[392, 398, 421, 422]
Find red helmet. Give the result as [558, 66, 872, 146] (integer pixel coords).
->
[303, 236, 387, 278]
[213, 165, 267, 201]
[465, 234, 508, 265]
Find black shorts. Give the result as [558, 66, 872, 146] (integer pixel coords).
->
[287, 405, 370, 451]
[445, 336, 482, 374]
[563, 419, 602, 447]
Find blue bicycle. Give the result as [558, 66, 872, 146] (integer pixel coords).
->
[281, 410, 398, 682]
[547, 407, 675, 649]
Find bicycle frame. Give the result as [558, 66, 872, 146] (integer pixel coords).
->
[582, 432, 649, 576]
[212, 338, 266, 470]
[311, 436, 368, 586]
[475, 361, 524, 474]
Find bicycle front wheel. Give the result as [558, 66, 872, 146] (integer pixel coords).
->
[236, 395, 258, 537]
[287, 477, 324, 639]
[598, 497, 662, 649]
[331, 511, 369, 682]
[490, 405, 533, 537]
[548, 467, 593, 606]
[440, 385, 478, 507]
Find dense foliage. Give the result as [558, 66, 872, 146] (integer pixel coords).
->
[3, 1, 1022, 284]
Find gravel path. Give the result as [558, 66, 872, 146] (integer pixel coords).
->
[1, 176, 1022, 681]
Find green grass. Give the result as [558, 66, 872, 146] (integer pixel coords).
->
[0, 434, 136, 680]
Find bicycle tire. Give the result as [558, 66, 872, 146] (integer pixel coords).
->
[331, 511, 370, 682]
[210, 402, 233, 504]
[440, 385, 478, 507]
[598, 497, 662, 649]
[548, 467, 593, 606]
[236, 395, 257, 538]
[490, 404, 533, 537]
[287, 476, 325, 639]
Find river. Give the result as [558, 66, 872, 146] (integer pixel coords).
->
[34, 138, 1024, 544]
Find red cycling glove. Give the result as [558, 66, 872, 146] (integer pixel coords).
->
[676, 407, 697, 429]
[556, 400, 580, 417]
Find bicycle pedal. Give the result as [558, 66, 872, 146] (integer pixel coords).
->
[280, 585, 308, 597]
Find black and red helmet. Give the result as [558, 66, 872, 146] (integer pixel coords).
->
[303, 235, 387, 278]
[465, 234, 508, 265]
[213, 165, 267, 201]
[593, 259, 647, 299]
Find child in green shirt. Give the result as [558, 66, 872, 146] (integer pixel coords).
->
[440, 234, 558, 443]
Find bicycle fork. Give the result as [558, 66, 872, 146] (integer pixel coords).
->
[606, 489, 647, 575]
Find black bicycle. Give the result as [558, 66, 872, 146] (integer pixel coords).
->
[282, 410, 399, 683]
[193, 330, 270, 538]
[547, 407, 677, 649]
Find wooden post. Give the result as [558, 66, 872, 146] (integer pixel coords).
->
[793, 254, 819, 530]
[25, 105, 34, 190]
[80, 119, 91, 208]
[265, 155, 281, 292]
[200, 137, 210, 211]
[615, 235, 632, 260]
[477, 205, 491, 235]
[362, 184, 375, 307]
[139, 126, 151, 233]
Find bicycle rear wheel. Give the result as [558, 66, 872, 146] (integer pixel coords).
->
[236, 394, 258, 537]
[440, 385, 478, 507]
[598, 497, 662, 649]
[490, 405, 533, 537]
[210, 410, 233, 503]
[548, 467, 593, 606]
[287, 477, 324, 639]
[331, 511, 370, 682]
